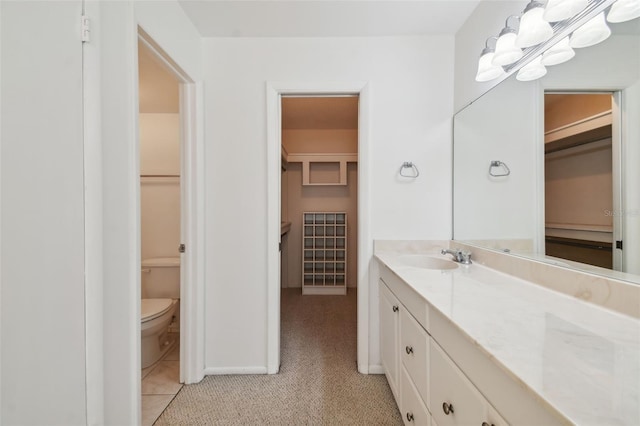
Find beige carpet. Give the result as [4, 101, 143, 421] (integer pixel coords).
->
[155, 288, 402, 425]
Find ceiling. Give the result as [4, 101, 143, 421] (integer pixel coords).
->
[178, 1, 482, 38]
[282, 96, 358, 129]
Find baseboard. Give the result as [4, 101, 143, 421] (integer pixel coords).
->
[203, 366, 268, 375]
[368, 364, 384, 374]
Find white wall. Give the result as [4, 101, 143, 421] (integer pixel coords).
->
[203, 36, 454, 371]
[1, 1, 87, 424]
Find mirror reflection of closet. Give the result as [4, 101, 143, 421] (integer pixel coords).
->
[544, 93, 619, 270]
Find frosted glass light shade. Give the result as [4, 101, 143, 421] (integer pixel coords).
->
[570, 12, 611, 48]
[492, 29, 523, 66]
[543, 0, 588, 22]
[542, 37, 575, 65]
[476, 50, 506, 82]
[516, 2, 554, 48]
[607, 0, 640, 23]
[516, 56, 547, 81]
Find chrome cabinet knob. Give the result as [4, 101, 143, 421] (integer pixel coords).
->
[405, 346, 413, 355]
[406, 412, 414, 422]
[392, 305, 399, 312]
[481, 423, 494, 426]
[442, 402, 454, 415]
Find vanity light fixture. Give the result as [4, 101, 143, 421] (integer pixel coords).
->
[492, 16, 524, 66]
[474, 0, 622, 85]
[543, 0, 588, 22]
[570, 11, 611, 48]
[516, 55, 547, 81]
[516, 1, 555, 48]
[607, 0, 640, 23]
[475, 37, 507, 82]
[542, 36, 575, 65]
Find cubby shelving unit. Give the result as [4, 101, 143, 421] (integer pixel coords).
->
[302, 212, 347, 295]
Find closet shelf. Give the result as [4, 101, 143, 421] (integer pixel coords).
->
[545, 110, 612, 152]
[287, 153, 357, 186]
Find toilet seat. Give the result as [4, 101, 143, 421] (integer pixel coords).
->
[141, 298, 174, 323]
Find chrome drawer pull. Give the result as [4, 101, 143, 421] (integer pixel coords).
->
[442, 402, 454, 415]
[481, 423, 495, 426]
[392, 305, 399, 312]
[405, 346, 413, 355]
[406, 412, 414, 422]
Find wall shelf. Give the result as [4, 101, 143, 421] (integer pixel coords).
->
[287, 153, 357, 186]
[302, 212, 347, 295]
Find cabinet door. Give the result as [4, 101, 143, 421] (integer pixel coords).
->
[400, 306, 429, 405]
[430, 341, 507, 426]
[380, 279, 400, 399]
[401, 366, 431, 426]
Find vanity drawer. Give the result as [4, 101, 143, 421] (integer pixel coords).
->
[430, 341, 507, 426]
[401, 365, 431, 426]
[400, 307, 429, 405]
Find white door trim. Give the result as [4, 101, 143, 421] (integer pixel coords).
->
[137, 28, 205, 384]
[611, 91, 623, 271]
[265, 81, 372, 374]
[82, 2, 104, 423]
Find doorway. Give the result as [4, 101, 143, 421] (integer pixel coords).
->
[135, 27, 205, 406]
[543, 92, 622, 270]
[266, 82, 372, 374]
[137, 37, 184, 423]
[280, 96, 358, 294]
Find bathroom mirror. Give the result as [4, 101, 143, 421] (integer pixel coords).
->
[453, 17, 640, 285]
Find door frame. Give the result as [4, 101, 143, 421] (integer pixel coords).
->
[265, 81, 372, 374]
[137, 28, 206, 385]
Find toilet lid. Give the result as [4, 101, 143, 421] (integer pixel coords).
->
[141, 298, 173, 322]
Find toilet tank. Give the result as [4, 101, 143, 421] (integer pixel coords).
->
[141, 257, 180, 299]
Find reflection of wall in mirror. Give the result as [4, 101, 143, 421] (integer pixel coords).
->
[453, 76, 539, 251]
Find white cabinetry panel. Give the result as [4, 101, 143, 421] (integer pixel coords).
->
[400, 307, 429, 405]
[430, 340, 507, 426]
[380, 279, 400, 400]
[401, 366, 431, 426]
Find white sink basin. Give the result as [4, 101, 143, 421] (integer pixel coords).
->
[397, 255, 458, 270]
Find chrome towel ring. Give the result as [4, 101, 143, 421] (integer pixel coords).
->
[399, 162, 420, 178]
[489, 160, 510, 177]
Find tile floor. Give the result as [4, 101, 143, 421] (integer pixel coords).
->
[141, 335, 182, 426]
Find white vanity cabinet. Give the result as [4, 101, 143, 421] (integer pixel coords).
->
[379, 280, 400, 400]
[401, 366, 431, 426]
[430, 341, 507, 426]
[379, 268, 509, 426]
[400, 307, 429, 404]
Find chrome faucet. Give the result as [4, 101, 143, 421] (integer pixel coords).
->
[441, 248, 472, 265]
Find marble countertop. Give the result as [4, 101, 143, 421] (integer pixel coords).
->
[375, 250, 640, 425]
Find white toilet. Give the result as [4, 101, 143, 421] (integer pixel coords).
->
[141, 257, 180, 369]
